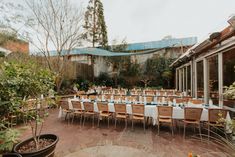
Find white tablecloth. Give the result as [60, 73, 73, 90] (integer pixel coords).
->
[58, 98, 231, 128]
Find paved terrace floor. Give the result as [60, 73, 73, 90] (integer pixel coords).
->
[18, 109, 232, 157]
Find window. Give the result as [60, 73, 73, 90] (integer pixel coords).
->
[197, 61, 204, 98]
[223, 49, 235, 108]
[208, 55, 219, 105]
[187, 65, 191, 95]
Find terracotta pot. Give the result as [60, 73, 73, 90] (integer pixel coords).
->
[13, 134, 59, 157]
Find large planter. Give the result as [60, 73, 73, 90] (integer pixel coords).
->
[13, 134, 59, 157]
[2, 153, 22, 157]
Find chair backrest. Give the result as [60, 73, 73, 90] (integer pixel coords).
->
[165, 97, 174, 103]
[114, 95, 123, 100]
[146, 96, 153, 103]
[114, 103, 126, 114]
[105, 94, 112, 100]
[175, 98, 188, 104]
[208, 108, 227, 123]
[166, 91, 173, 95]
[60, 100, 70, 110]
[189, 99, 204, 105]
[130, 96, 137, 102]
[145, 90, 155, 95]
[158, 91, 165, 96]
[175, 91, 182, 96]
[89, 95, 96, 101]
[83, 102, 94, 112]
[97, 102, 109, 112]
[81, 95, 88, 99]
[71, 101, 82, 110]
[131, 104, 144, 115]
[184, 107, 203, 121]
[157, 97, 167, 103]
[157, 106, 173, 118]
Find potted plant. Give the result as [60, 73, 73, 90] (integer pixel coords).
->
[0, 118, 21, 157]
[0, 61, 59, 157]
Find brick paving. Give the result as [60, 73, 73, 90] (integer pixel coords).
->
[18, 109, 231, 157]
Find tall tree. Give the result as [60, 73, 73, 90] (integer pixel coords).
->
[25, 0, 84, 91]
[83, 0, 108, 48]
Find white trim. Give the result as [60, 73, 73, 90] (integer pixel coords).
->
[203, 58, 208, 104]
[190, 61, 193, 96]
[196, 40, 235, 61]
[186, 66, 188, 94]
[218, 53, 223, 107]
[179, 69, 182, 91]
[194, 58, 198, 98]
[182, 68, 185, 92]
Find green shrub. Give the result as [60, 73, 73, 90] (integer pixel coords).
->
[95, 72, 114, 87]
[0, 61, 55, 117]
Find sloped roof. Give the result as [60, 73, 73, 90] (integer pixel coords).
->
[49, 47, 160, 57]
[125, 37, 197, 51]
[48, 37, 197, 57]
[171, 25, 235, 67]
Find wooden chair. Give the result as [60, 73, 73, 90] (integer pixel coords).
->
[114, 103, 128, 128]
[97, 102, 112, 127]
[105, 94, 112, 100]
[80, 95, 88, 100]
[166, 91, 174, 95]
[157, 97, 168, 105]
[71, 101, 83, 125]
[175, 98, 188, 104]
[165, 97, 174, 103]
[145, 91, 155, 96]
[157, 106, 174, 135]
[60, 100, 72, 122]
[89, 95, 97, 101]
[145, 96, 153, 103]
[189, 99, 204, 105]
[207, 108, 227, 139]
[183, 107, 203, 139]
[83, 102, 96, 127]
[131, 104, 145, 131]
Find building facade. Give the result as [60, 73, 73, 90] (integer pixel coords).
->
[171, 18, 235, 113]
[61, 37, 197, 77]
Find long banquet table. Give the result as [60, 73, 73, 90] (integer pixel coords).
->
[58, 98, 231, 131]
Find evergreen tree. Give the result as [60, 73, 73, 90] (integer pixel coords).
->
[83, 0, 108, 48]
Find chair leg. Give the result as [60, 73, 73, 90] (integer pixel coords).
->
[132, 119, 134, 131]
[183, 123, 186, 139]
[65, 112, 68, 120]
[208, 125, 210, 141]
[198, 123, 202, 140]
[171, 121, 174, 136]
[67, 113, 70, 125]
[72, 114, 75, 124]
[92, 115, 95, 127]
[115, 118, 117, 129]
[98, 115, 100, 127]
[83, 115, 86, 126]
[143, 118, 146, 132]
[125, 119, 127, 128]
[80, 114, 82, 127]
[108, 117, 110, 128]
[158, 121, 160, 135]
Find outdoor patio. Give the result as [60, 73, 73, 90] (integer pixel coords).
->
[18, 109, 229, 157]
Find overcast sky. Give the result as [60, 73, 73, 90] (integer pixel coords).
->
[3, 0, 235, 48]
[80, 0, 235, 44]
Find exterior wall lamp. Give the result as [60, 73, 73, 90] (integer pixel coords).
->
[228, 15, 235, 29]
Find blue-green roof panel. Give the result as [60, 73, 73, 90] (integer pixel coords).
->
[126, 37, 197, 51]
